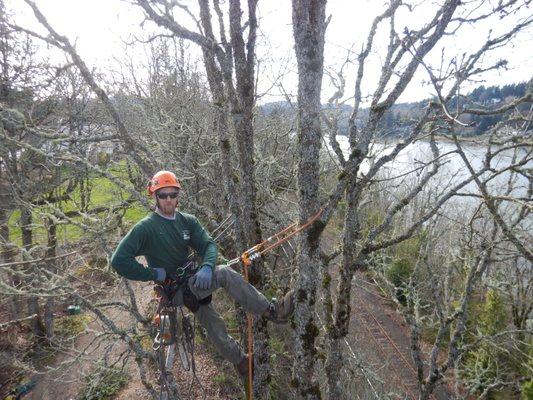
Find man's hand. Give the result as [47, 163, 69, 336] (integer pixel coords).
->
[153, 268, 167, 282]
[193, 265, 212, 290]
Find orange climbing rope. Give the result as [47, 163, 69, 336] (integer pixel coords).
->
[227, 208, 324, 269]
[231, 208, 324, 399]
[241, 257, 254, 400]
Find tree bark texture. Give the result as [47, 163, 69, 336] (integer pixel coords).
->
[228, 0, 261, 248]
[291, 1, 327, 398]
[44, 217, 57, 339]
[0, 207, 19, 317]
[325, 174, 360, 399]
[21, 205, 45, 338]
[200, 41, 244, 254]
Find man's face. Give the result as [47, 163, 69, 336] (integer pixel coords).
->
[155, 187, 180, 217]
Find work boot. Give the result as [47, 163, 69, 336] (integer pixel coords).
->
[264, 289, 295, 324]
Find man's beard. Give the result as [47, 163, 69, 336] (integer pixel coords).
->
[156, 199, 177, 217]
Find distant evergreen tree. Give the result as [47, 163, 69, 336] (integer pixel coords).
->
[261, 81, 529, 137]
[469, 85, 486, 100]
[467, 81, 529, 134]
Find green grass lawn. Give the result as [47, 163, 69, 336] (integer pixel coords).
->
[7, 164, 147, 247]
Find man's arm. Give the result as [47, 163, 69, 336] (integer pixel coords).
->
[111, 224, 158, 281]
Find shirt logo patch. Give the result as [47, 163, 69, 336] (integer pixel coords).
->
[183, 230, 190, 241]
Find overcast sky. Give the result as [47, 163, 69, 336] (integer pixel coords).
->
[7, 0, 533, 105]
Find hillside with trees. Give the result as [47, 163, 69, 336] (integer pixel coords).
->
[261, 82, 531, 138]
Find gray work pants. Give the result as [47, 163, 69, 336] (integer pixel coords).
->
[171, 264, 270, 364]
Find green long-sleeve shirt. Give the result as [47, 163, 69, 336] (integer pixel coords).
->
[111, 211, 217, 281]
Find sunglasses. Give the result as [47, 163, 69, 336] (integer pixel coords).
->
[156, 191, 179, 200]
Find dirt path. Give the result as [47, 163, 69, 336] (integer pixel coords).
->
[17, 268, 452, 399]
[25, 282, 142, 400]
[23, 281, 238, 400]
[348, 271, 450, 400]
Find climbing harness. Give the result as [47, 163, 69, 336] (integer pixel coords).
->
[226, 208, 324, 400]
[152, 270, 207, 400]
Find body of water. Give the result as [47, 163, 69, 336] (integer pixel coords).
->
[333, 135, 531, 198]
[330, 136, 532, 228]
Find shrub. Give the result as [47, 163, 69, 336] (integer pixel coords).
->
[461, 289, 522, 397]
[77, 363, 129, 400]
[521, 379, 533, 400]
[386, 258, 413, 287]
[55, 314, 91, 338]
[386, 258, 413, 304]
[479, 289, 507, 336]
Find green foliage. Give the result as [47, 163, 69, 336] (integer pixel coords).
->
[0, 107, 26, 133]
[386, 258, 413, 288]
[479, 289, 507, 336]
[386, 258, 413, 305]
[364, 206, 384, 230]
[468, 82, 528, 134]
[268, 334, 292, 400]
[7, 162, 147, 246]
[269, 336, 289, 359]
[137, 334, 153, 353]
[77, 363, 129, 400]
[263, 286, 278, 300]
[521, 379, 533, 400]
[395, 232, 426, 261]
[54, 314, 91, 338]
[224, 312, 239, 331]
[365, 81, 529, 136]
[74, 260, 117, 285]
[420, 322, 450, 349]
[464, 344, 500, 392]
[96, 152, 110, 167]
[461, 289, 524, 397]
[123, 205, 146, 222]
[213, 372, 237, 387]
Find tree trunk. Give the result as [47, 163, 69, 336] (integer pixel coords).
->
[198, 1, 244, 255]
[291, 0, 327, 398]
[0, 207, 19, 317]
[44, 217, 57, 340]
[21, 206, 45, 338]
[228, 0, 261, 247]
[325, 176, 360, 399]
[226, 2, 270, 395]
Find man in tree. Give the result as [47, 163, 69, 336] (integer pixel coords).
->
[111, 170, 294, 376]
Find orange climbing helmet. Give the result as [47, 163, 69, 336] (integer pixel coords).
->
[147, 170, 181, 195]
